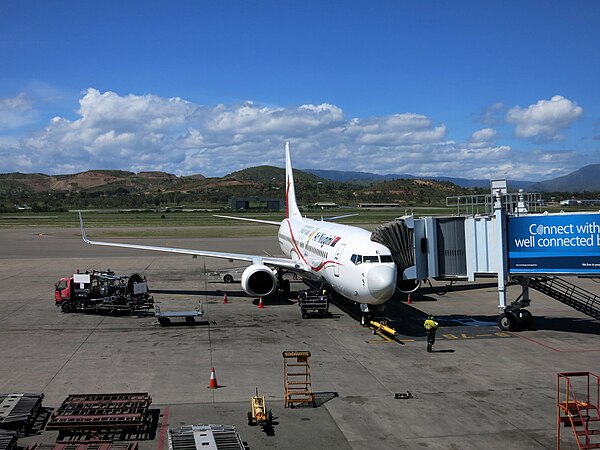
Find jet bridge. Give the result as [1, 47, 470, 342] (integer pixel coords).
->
[372, 191, 600, 331]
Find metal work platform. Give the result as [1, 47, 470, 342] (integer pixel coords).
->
[0, 430, 17, 450]
[0, 393, 44, 434]
[283, 351, 315, 408]
[26, 442, 138, 450]
[168, 425, 246, 450]
[557, 372, 600, 449]
[45, 393, 152, 438]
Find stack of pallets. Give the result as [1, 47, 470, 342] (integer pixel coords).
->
[45, 393, 152, 438]
[0, 393, 45, 435]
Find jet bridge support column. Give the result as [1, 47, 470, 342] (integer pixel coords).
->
[493, 190, 508, 313]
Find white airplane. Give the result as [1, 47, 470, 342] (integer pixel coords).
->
[79, 143, 399, 323]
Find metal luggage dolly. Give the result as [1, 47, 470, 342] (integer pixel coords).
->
[154, 302, 204, 326]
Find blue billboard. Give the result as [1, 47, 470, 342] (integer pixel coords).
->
[508, 213, 600, 274]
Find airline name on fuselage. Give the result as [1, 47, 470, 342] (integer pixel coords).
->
[299, 226, 341, 247]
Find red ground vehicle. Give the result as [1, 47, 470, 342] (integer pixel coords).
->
[54, 270, 153, 314]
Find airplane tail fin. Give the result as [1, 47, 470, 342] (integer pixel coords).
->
[285, 142, 302, 220]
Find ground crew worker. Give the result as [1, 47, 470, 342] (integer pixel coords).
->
[424, 315, 439, 353]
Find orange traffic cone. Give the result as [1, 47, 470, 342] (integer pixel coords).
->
[407, 294, 412, 305]
[258, 297, 264, 309]
[223, 293, 228, 304]
[208, 367, 219, 389]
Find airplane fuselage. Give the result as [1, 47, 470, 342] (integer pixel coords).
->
[278, 217, 397, 305]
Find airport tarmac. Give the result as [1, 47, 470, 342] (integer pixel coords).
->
[1, 227, 600, 449]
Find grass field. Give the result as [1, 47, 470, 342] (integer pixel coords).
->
[1, 204, 592, 237]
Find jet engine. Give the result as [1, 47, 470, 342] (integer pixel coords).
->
[396, 279, 421, 294]
[241, 264, 278, 297]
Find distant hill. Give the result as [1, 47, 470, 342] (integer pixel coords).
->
[303, 169, 534, 190]
[226, 165, 322, 185]
[530, 164, 600, 192]
[2, 162, 599, 211]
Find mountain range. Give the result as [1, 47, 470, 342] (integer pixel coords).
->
[304, 164, 600, 193]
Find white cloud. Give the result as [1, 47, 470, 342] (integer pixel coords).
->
[471, 128, 497, 142]
[0, 89, 587, 181]
[506, 95, 583, 142]
[0, 93, 36, 130]
[469, 128, 497, 148]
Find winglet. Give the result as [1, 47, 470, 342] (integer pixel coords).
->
[285, 142, 302, 220]
[78, 211, 91, 244]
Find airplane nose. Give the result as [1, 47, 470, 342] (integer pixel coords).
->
[367, 265, 397, 302]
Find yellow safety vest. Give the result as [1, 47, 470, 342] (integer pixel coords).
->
[424, 319, 438, 330]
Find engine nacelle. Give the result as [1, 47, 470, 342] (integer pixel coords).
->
[396, 279, 421, 294]
[241, 264, 278, 297]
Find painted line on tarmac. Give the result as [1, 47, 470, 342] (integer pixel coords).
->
[440, 331, 513, 340]
[514, 334, 600, 353]
[513, 333, 561, 352]
[157, 406, 170, 450]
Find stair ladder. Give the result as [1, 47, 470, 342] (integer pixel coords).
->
[557, 372, 600, 449]
[283, 351, 315, 408]
[528, 277, 600, 321]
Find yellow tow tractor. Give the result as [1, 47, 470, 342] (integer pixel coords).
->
[247, 388, 273, 427]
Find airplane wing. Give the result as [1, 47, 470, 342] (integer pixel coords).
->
[79, 212, 305, 272]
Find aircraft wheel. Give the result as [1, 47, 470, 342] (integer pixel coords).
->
[223, 274, 234, 283]
[361, 314, 370, 327]
[498, 312, 515, 331]
[247, 411, 254, 426]
[282, 279, 291, 294]
[61, 301, 73, 313]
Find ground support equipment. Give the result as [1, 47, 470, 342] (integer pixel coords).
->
[26, 442, 138, 450]
[297, 290, 329, 319]
[369, 320, 398, 337]
[45, 393, 152, 439]
[55, 271, 153, 315]
[154, 302, 203, 326]
[168, 425, 246, 450]
[557, 372, 600, 449]
[247, 389, 272, 428]
[283, 351, 315, 408]
[0, 393, 44, 435]
[0, 430, 17, 450]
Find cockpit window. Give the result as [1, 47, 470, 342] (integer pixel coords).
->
[351, 254, 362, 265]
[380, 255, 394, 263]
[363, 255, 379, 263]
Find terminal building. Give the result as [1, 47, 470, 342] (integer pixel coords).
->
[228, 197, 284, 211]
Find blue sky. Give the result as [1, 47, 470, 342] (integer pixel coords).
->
[1, 1, 599, 180]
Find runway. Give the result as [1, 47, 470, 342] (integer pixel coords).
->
[1, 227, 599, 449]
